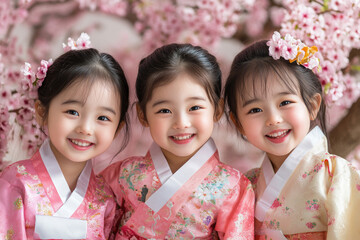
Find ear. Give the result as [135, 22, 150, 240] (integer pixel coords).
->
[229, 111, 245, 135]
[309, 93, 322, 121]
[136, 103, 149, 127]
[214, 98, 224, 122]
[35, 100, 46, 126]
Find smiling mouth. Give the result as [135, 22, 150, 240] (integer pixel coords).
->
[70, 139, 92, 147]
[171, 134, 194, 141]
[266, 130, 290, 138]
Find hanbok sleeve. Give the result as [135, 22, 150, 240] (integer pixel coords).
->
[0, 178, 27, 239]
[325, 156, 360, 240]
[100, 162, 125, 236]
[215, 174, 255, 240]
[103, 186, 117, 240]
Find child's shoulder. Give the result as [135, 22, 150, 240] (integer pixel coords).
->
[215, 161, 253, 185]
[245, 167, 261, 185]
[322, 152, 360, 176]
[102, 153, 153, 175]
[0, 159, 36, 190]
[1, 159, 33, 179]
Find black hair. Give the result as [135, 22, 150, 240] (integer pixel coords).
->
[224, 40, 327, 135]
[38, 48, 130, 151]
[135, 43, 222, 119]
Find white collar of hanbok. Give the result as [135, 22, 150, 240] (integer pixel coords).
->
[147, 138, 217, 213]
[39, 138, 92, 217]
[255, 126, 325, 221]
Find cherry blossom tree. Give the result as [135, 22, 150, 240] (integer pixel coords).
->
[0, 0, 359, 171]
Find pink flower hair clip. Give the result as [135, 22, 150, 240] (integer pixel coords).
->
[267, 31, 321, 72]
[21, 33, 92, 91]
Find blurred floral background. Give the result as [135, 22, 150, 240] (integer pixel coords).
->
[1, 0, 359, 173]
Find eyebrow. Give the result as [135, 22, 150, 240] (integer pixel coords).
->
[242, 91, 293, 107]
[151, 96, 207, 108]
[62, 99, 117, 115]
[152, 96, 207, 108]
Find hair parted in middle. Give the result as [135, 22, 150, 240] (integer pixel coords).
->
[135, 43, 222, 120]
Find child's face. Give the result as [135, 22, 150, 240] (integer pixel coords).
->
[234, 75, 312, 164]
[142, 73, 219, 163]
[43, 80, 121, 165]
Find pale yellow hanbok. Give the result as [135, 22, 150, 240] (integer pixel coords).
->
[246, 126, 360, 240]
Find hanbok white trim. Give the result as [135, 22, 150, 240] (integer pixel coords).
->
[255, 127, 324, 222]
[146, 138, 217, 213]
[34, 215, 87, 239]
[34, 139, 90, 239]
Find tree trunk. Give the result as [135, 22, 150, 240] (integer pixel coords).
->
[329, 97, 360, 158]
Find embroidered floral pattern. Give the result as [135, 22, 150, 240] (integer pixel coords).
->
[302, 160, 325, 179]
[265, 219, 280, 230]
[305, 199, 320, 211]
[1, 156, 116, 239]
[13, 198, 23, 210]
[114, 153, 254, 239]
[271, 198, 282, 209]
[193, 167, 230, 205]
[306, 222, 316, 229]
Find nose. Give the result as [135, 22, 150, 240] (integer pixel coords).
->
[265, 108, 283, 126]
[173, 112, 191, 129]
[76, 118, 94, 136]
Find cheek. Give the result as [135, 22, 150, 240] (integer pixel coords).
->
[288, 108, 310, 127]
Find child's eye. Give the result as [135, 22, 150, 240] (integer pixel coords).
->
[280, 100, 292, 106]
[189, 106, 201, 111]
[66, 110, 79, 116]
[248, 108, 262, 114]
[98, 116, 110, 121]
[157, 109, 171, 114]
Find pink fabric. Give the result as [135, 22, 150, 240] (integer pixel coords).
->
[101, 150, 255, 239]
[256, 232, 326, 240]
[0, 151, 116, 240]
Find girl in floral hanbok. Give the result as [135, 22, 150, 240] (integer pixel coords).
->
[0, 48, 130, 239]
[224, 31, 360, 240]
[101, 43, 255, 239]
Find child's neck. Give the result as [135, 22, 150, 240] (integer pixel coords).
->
[57, 159, 88, 192]
[49, 142, 88, 191]
[267, 153, 288, 173]
[161, 148, 195, 174]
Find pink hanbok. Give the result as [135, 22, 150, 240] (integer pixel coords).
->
[0, 139, 116, 240]
[101, 138, 254, 239]
[246, 127, 360, 240]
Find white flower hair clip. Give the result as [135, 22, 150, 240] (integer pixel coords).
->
[267, 31, 321, 72]
[22, 33, 91, 91]
[62, 32, 91, 51]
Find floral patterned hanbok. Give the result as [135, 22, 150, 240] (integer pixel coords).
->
[101, 138, 255, 239]
[246, 127, 360, 240]
[0, 139, 116, 239]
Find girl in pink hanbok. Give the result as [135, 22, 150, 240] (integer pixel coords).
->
[101, 43, 255, 239]
[224, 32, 360, 240]
[0, 48, 130, 239]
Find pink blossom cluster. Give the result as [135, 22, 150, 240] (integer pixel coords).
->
[76, 0, 128, 16]
[0, 0, 28, 37]
[277, 0, 360, 106]
[132, 0, 255, 51]
[267, 31, 320, 71]
[1, 37, 45, 163]
[0, 106, 10, 161]
[0, 33, 90, 166]
[62, 32, 92, 51]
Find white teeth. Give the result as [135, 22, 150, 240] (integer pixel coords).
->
[71, 139, 91, 147]
[267, 130, 288, 138]
[173, 135, 192, 140]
